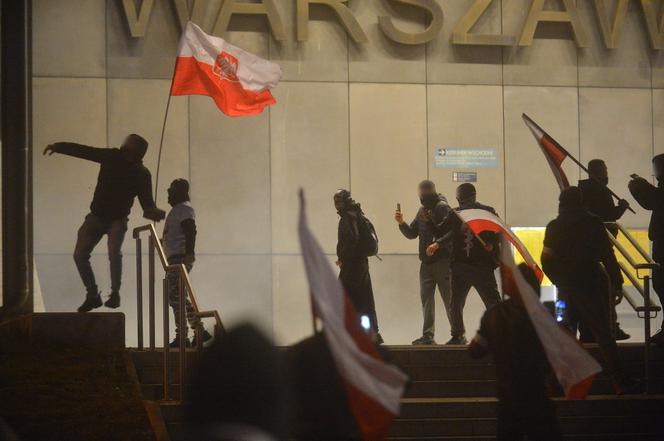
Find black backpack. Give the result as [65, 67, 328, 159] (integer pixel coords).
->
[356, 214, 379, 257]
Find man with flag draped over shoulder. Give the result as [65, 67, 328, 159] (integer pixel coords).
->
[426, 183, 501, 345]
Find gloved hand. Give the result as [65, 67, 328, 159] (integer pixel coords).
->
[144, 207, 166, 222]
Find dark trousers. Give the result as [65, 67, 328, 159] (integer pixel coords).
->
[450, 262, 501, 338]
[497, 399, 562, 441]
[73, 213, 128, 297]
[167, 255, 199, 335]
[419, 258, 452, 338]
[339, 258, 378, 333]
[559, 281, 623, 381]
[652, 241, 664, 331]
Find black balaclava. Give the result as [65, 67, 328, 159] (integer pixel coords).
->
[588, 159, 609, 186]
[168, 179, 190, 207]
[120, 133, 148, 164]
[418, 180, 439, 209]
[456, 183, 477, 208]
[653, 154, 664, 186]
[334, 189, 354, 213]
[559, 186, 583, 212]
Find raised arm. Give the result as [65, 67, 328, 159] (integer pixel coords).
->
[44, 142, 111, 163]
[137, 170, 165, 222]
[629, 177, 663, 211]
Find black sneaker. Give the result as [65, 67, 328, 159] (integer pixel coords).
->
[77, 295, 102, 313]
[191, 329, 213, 347]
[104, 291, 120, 309]
[169, 334, 191, 348]
[412, 335, 436, 345]
[445, 336, 468, 346]
[615, 324, 630, 341]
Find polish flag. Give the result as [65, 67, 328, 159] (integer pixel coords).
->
[297, 190, 408, 441]
[171, 21, 281, 116]
[498, 235, 602, 399]
[456, 208, 544, 282]
[523, 113, 571, 190]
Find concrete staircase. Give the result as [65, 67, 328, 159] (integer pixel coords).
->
[130, 344, 664, 440]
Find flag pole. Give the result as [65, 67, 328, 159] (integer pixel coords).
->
[154, 92, 173, 204]
[522, 113, 636, 214]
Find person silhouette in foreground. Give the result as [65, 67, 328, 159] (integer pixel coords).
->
[542, 187, 639, 394]
[470, 263, 562, 441]
[43, 134, 165, 312]
[187, 324, 289, 441]
[427, 183, 501, 345]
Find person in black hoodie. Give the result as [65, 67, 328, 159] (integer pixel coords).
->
[427, 183, 501, 345]
[334, 189, 382, 344]
[578, 159, 630, 341]
[395, 180, 453, 345]
[542, 187, 637, 394]
[629, 154, 664, 347]
[43, 134, 165, 312]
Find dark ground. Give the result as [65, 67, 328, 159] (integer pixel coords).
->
[0, 341, 154, 441]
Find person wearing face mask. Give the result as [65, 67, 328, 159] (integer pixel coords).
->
[542, 187, 639, 394]
[395, 180, 453, 345]
[334, 189, 382, 344]
[163, 179, 211, 347]
[426, 183, 501, 345]
[578, 159, 631, 342]
[43, 134, 166, 313]
[629, 154, 664, 347]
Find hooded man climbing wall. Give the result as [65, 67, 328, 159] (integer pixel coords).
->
[43, 134, 166, 312]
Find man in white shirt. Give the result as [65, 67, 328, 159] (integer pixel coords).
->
[163, 179, 210, 347]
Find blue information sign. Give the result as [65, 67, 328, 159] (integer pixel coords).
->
[434, 148, 498, 169]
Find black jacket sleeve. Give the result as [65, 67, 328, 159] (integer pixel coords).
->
[136, 168, 157, 211]
[52, 142, 112, 163]
[337, 214, 359, 262]
[429, 211, 459, 238]
[398, 211, 419, 239]
[181, 218, 197, 255]
[629, 179, 664, 211]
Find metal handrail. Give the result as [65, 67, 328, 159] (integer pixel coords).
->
[133, 223, 224, 401]
[605, 222, 661, 394]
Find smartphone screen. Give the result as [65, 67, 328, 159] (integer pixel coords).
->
[397, 203, 401, 212]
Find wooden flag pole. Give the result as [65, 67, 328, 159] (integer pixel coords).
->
[522, 114, 636, 214]
[154, 92, 173, 205]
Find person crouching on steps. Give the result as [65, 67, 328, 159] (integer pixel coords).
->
[163, 179, 211, 347]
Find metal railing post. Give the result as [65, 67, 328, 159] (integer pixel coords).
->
[644, 274, 651, 395]
[179, 269, 187, 401]
[136, 238, 143, 350]
[148, 236, 156, 351]
[163, 278, 170, 401]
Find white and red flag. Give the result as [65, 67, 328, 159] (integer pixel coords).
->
[522, 113, 571, 190]
[297, 190, 408, 441]
[498, 236, 602, 399]
[455, 208, 544, 282]
[171, 21, 281, 116]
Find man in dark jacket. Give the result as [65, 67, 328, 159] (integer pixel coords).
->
[427, 183, 501, 345]
[43, 134, 165, 312]
[629, 154, 664, 346]
[469, 264, 561, 441]
[578, 159, 631, 341]
[395, 180, 453, 345]
[334, 189, 382, 343]
[542, 187, 636, 394]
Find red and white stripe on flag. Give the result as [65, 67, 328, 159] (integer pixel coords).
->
[456, 208, 544, 282]
[297, 190, 408, 441]
[498, 236, 601, 400]
[171, 21, 281, 116]
[523, 114, 571, 190]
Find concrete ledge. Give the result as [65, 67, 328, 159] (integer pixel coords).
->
[30, 312, 125, 349]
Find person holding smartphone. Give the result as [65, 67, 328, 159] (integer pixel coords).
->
[395, 180, 453, 345]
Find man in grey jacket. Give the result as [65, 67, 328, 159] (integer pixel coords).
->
[395, 180, 454, 345]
